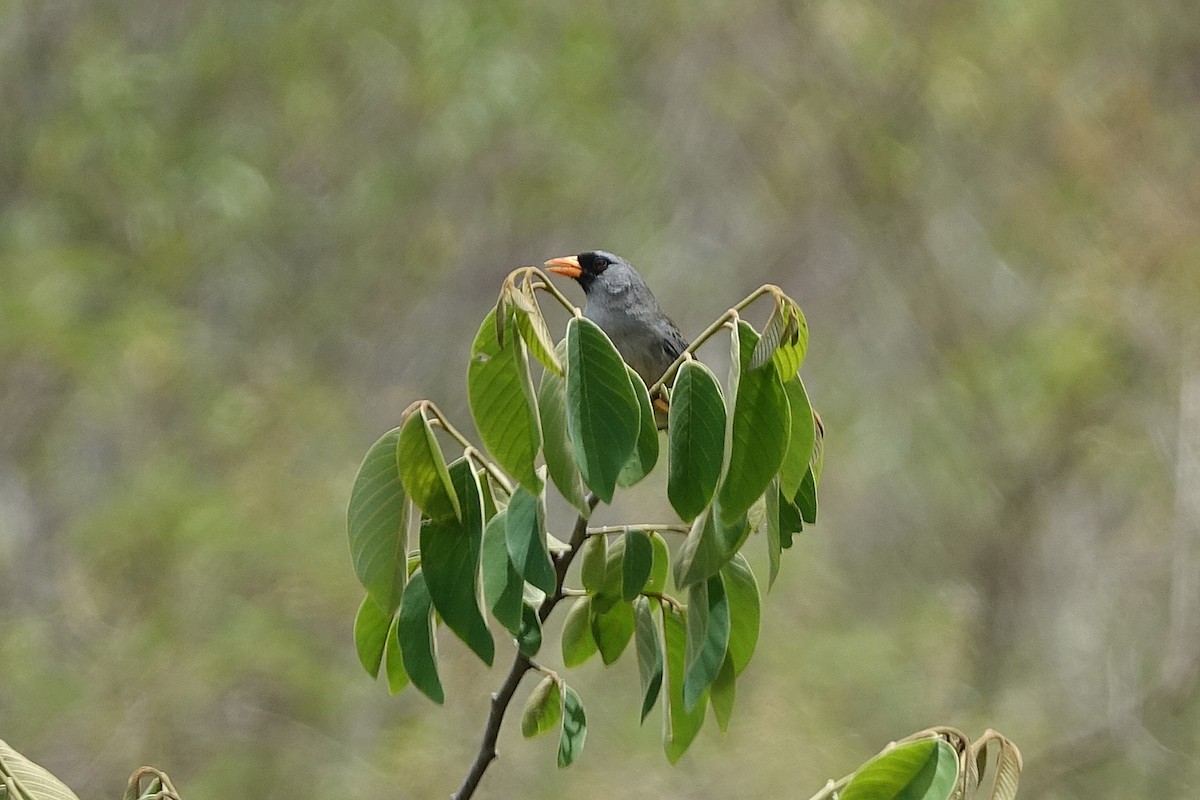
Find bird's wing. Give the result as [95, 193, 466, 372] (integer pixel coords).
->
[659, 319, 689, 365]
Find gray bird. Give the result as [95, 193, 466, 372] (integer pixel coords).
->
[544, 251, 689, 390]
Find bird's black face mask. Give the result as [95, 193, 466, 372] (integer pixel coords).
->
[575, 251, 613, 292]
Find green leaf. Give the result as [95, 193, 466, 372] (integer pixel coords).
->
[495, 290, 511, 346]
[717, 321, 791, 526]
[727, 317, 743, 401]
[618, 366, 660, 488]
[810, 416, 825, 484]
[779, 378, 816, 499]
[521, 675, 562, 738]
[481, 509, 523, 635]
[840, 739, 959, 800]
[565, 316, 641, 503]
[347, 427, 410, 613]
[684, 574, 730, 711]
[710, 653, 736, 732]
[512, 279, 564, 376]
[561, 596, 599, 667]
[591, 599, 634, 665]
[397, 570, 443, 704]
[645, 532, 670, 593]
[505, 484, 557, 594]
[765, 479, 782, 588]
[0, 738, 83, 800]
[751, 299, 808, 380]
[663, 604, 706, 763]
[796, 465, 818, 524]
[383, 613, 410, 694]
[353, 595, 390, 678]
[468, 307, 543, 492]
[522, 582, 547, 607]
[673, 507, 723, 590]
[538, 340, 591, 517]
[125, 774, 158, 800]
[765, 479, 803, 567]
[397, 411, 461, 522]
[557, 685, 587, 768]
[778, 490, 803, 550]
[622, 529, 653, 601]
[419, 460, 494, 666]
[672, 505, 748, 589]
[667, 360, 726, 522]
[722, 553, 761, 676]
[518, 603, 543, 657]
[579, 533, 607, 594]
[592, 533, 626, 612]
[478, 468, 499, 522]
[772, 302, 809, 381]
[749, 299, 788, 370]
[714, 507, 750, 558]
[633, 597, 664, 723]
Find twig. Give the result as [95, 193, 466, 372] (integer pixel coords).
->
[805, 776, 851, 800]
[126, 767, 182, 800]
[452, 492, 600, 800]
[641, 591, 683, 612]
[421, 401, 515, 495]
[585, 524, 690, 537]
[527, 660, 560, 680]
[499, 266, 582, 317]
[649, 283, 783, 398]
[524, 272, 582, 318]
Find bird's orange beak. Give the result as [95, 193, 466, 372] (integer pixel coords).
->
[544, 255, 583, 279]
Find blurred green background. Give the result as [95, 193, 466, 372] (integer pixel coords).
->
[3, 1, 1198, 797]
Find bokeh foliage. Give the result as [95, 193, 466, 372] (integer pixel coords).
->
[2, 0, 1198, 798]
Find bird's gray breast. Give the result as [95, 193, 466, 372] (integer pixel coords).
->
[584, 299, 677, 387]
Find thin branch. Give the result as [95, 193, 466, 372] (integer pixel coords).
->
[463, 446, 514, 498]
[524, 272, 583, 317]
[451, 650, 531, 800]
[527, 660, 560, 681]
[649, 283, 782, 398]
[499, 266, 581, 317]
[642, 591, 683, 612]
[421, 402, 515, 495]
[805, 776, 850, 800]
[452, 492, 600, 800]
[585, 524, 690, 536]
[126, 768, 182, 800]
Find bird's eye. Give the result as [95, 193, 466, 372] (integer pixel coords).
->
[592, 255, 608, 271]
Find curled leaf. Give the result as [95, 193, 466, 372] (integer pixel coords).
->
[397, 411, 461, 522]
[468, 307, 543, 492]
[521, 675, 562, 738]
[513, 278, 564, 375]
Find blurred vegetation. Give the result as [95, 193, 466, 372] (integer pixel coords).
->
[1, 0, 1197, 798]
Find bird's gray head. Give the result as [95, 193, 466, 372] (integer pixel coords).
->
[543, 250, 642, 296]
